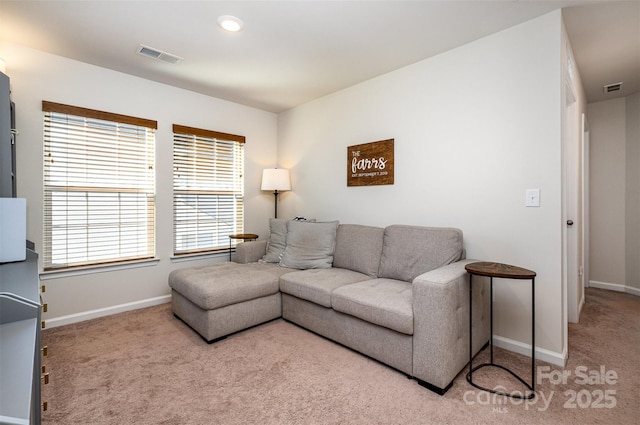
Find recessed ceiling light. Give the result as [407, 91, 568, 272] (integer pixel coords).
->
[217, 15, 243, 32]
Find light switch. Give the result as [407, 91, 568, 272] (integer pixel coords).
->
[526, 189, 540, 207]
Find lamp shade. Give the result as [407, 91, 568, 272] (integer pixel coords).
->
[261, 169, 291, 191]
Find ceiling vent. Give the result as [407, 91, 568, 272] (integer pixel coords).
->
[603, 82, 623, 94]
[136, 44, 183, 64]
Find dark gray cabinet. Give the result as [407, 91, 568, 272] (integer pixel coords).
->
[0, 249, 43, 425]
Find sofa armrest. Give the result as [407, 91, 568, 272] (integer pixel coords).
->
[411, 259, 490, 391]
[234, 240, 268, 264]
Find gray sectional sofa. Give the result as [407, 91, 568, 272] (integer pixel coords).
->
[169, 220, 490, 394]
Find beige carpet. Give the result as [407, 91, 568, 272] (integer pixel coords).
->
[41, 288, 639, 424]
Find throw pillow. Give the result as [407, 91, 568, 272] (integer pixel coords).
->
[260, 217, 316, 263]
[260, 218, 288, 263]
[279, 220, 339, 269]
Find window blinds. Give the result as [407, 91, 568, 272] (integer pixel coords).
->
[42, 101, 157, 270]
[172, 124, 245, 255]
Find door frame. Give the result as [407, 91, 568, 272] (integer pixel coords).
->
[581, 112, 590, 297]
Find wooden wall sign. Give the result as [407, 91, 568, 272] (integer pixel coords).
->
[347, 139, 394, 187]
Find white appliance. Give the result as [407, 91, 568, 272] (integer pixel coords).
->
[0, 197, 26, 262]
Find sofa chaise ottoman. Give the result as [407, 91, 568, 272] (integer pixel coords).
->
[168, 220, 490, 394]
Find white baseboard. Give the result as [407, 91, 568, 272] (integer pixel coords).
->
[44, 295, 171, 329]
[490, 283, 639, 367]
[589, 280, 640, 296]
[492, 335, 566, 367]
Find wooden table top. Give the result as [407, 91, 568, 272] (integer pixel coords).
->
[229, 233, 259, 240]
[465, 262, 536, 279]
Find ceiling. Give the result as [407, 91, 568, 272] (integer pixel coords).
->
[0, 1, 638, 113]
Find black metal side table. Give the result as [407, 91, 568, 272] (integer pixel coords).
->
[465, 261, 536, 399]
[228, 233, 258, 261]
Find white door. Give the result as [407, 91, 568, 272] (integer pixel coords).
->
[563, 81, 581, 325]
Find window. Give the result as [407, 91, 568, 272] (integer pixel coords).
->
[172, 124, 244, 256]
[43, 101, 156, 270]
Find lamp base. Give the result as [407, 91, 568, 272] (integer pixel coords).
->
[273, 190, 279, 218]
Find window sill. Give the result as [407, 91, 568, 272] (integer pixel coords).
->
[40, 258, 160, 280]
[170, 251, 229, 263]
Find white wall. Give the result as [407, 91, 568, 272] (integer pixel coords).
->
[588, 98, 626, 289]
[0, 42, 279, 325]
[587, 93, 640, 294]
[278, 11, 566, 360]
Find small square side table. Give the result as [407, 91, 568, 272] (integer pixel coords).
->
[465, 261, 536, 400]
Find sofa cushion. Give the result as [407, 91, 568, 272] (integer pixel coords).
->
[378, 225, 463, 282]
[333, 224, 384, 278]
[331, 278, 414, 335]
[280, 268, 371, 308]
[279, 220, 339, 269]
[168, 262, 292, 310]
